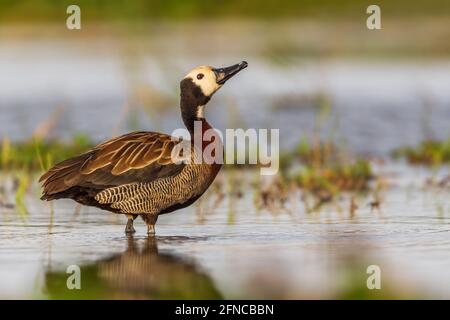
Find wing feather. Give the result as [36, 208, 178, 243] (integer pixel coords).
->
[40, 131, 186, 197]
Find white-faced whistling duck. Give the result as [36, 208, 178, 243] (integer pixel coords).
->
[39, 61, 248, 235]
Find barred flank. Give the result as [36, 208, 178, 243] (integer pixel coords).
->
[95, 163, 210, 214]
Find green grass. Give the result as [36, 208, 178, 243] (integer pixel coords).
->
[282, 138, 373, 201]
[392, 139, 450, 166]
[1, 134, 94, 172]
[296, 159, 372, 195]
[1, 0, 449, 22]
[14, 171, 30, 219]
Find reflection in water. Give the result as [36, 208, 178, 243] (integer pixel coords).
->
[44, 237, 223, 299]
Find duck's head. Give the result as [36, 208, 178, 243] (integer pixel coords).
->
[180, 61, 248, 119]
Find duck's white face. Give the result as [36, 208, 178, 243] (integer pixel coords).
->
[184, 66, 221, 97]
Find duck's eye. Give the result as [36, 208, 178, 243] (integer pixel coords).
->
[197, 73, 204, 80]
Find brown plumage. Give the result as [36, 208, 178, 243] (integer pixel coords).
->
[39, 62, 248, 235]
[40, 132, 183, 196]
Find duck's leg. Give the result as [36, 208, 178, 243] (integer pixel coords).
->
[125, 215, 137, 234]
[141, 214, 158, 236]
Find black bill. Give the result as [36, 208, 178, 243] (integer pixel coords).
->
[213, 61, 248, 85]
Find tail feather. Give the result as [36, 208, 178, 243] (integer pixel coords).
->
[39, 152, 94, 199]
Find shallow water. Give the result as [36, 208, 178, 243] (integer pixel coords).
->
[0, 163, 449, 299]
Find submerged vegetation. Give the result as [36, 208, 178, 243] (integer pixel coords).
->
[392, 139, 450, 166]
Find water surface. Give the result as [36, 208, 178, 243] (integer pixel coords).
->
[1, 164, 449, 299]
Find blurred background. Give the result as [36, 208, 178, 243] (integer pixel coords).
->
[0, 0, 449, 299]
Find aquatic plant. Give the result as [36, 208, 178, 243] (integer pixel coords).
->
[296, 159, 372, 194]
[254, 176, 292, 213]
[1, 134, 94, 172]
[277, 136, 373, 206]
[392, 139, 450, 166]
[14, 171, 30, 219]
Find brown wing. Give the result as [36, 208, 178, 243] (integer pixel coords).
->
[39, 131, 186, 197]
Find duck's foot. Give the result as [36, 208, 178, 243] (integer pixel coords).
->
[141, 214, 158, 236]
[125, 215, 137, 234]
[147, 224, 155, 236]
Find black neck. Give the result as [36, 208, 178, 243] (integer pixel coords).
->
[181, 102, 204, 134]
[180, 78, 210, 134]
